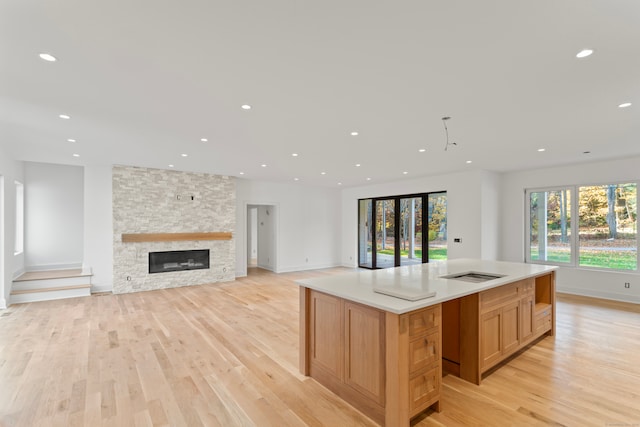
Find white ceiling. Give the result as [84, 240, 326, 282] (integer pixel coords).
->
[1, 0, 639, 187]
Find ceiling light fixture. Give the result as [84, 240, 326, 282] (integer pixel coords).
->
[337, 182, 342, 186]
[39, 53, 57, 62]
[59, 114, 70, 119]
[403, 171, 408, 175]
[618, 102, 632, 108]
[168, 164, 174, 168]
[350, 131, 359, 136]
[181, 153, 188, 157]
[355, 163, 361, 167]
[442, 116, 457, 151]
[239, 171, 245, 175]
[321, 172, 326, 175]
[72, 154, 80, 157]
[418, 148, 426, 153]
[261, 164, 267, 167]
[576, 49, 594, 58]
[201, 138, 208, 142]
[67, 138, 76, 143]
[538, 148, 546, 152]
[241, 104, 252, 110]
[292, 153, 298, 157]
[294, 177, 299, 181]
[466, 160, 472, 164]
[366, 177, 371, 181]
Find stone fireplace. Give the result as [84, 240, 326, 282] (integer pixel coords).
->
[112, 166, 235, 294]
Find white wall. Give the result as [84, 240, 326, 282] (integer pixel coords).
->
[0, 147, 25, 308]
[257, 205, 276, 270]
[23, 162, 84, 270]
[235, 179, 342, 276]
[341, 170, 501, 267]
[501, 156, 640, 303]
[83, 165, 113, 292]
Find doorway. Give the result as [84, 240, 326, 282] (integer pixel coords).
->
[246, 204, 277, 274]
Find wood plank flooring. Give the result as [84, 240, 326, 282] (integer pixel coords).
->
[1, 267, 639, 426]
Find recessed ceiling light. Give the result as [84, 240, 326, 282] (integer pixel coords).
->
[168, 164, 174, 168]
[366, 177, 371, 181]
[618, 102, 632, 108]
[403, 171, 408, 175]
[72, 153, 80, 157]
[350, 131, 359, 136]
[67, 138, 76, 143]
[355, 163, 361, 167]
[337, 182, 342, 186]
[261, 164, 267, 167]
[466, 160, 472, 164]
[201, 138, 208, 142]
[292, 153, 298, 157]
[59, 114, 70, 119]
[538, 148, 546, 152]
[181, 153, 188, 157]
[321, 172, 326, 175]
[576, 49, 594, 58]
[241, 104, 252, 110]
[418, 148, 426, 153]
[239, 171, 245, 175]
[39, 53, 57, 62]
[294, 177, 299, 181]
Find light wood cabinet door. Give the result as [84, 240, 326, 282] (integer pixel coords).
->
[309, 291, 343, 380]
[520, 295, 535, 343]
[344, 302, 385, 405]
[502, 301, 520, 356]
[480, 308, 502, 369]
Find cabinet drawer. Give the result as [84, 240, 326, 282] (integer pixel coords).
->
[535, 312, 552, 334]
[409, 331, 440, 373]
[519, 278, 534, 295]
[480, 282, 519, 312]
[409, 365, 440, 413]
[408, 306, 441, 337]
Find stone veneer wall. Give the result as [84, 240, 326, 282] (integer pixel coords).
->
[112, 166, 235, 294]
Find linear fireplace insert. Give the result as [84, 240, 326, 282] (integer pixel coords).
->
[149, 249, 210, 274]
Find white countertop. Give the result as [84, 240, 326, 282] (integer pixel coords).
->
[296, 259, 557, 314]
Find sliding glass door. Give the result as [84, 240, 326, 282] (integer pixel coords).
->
[358, 192, 447, 269]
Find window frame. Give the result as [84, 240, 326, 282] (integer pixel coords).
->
[525, 181, 639, 272]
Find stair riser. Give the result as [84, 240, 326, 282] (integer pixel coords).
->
[10, 288, 91, 304]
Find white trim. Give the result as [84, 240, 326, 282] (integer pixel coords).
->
[91, 284, 113, 293]
[275, 262, 343, 274]
[0, 298, 6, 309]
[557, 286, 640, 304]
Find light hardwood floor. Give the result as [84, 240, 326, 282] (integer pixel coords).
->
[1, 267, 638, 426]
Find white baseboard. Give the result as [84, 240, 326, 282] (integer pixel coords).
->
[0, 298, 6, 310]
[235, 270, 247, 278]
[12, 267, 25, 280]
[91, 284, 113, 294]
[557, 286, 640, 304]
[276, 262, 343, 274]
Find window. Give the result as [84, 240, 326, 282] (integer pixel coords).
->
[526, 183, 637, 270]
[358, 192, 447, 269]
[14, 180, 24, 255]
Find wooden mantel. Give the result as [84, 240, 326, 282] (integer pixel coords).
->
[121, 232, 232, 243]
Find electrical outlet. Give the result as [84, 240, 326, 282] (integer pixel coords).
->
[624, 282, 631, 289]
[454, 238, 461, 243]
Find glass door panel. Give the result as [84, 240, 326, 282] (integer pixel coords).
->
[358, 199, 373, 268]
[400, 197, 423, 266]
[376, 199, 396, 268]
[427, 193, 447, 261]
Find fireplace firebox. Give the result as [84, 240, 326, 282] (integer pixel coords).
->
[149, 249, 210, 274]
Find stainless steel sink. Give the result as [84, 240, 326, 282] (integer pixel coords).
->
[440, 272, 505, 283]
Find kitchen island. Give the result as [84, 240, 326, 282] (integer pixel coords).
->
[296, 259, 557, 427]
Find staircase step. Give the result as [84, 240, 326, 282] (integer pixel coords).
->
[14, 268, 91, 282]
[10, 284, 91, 304]
[11, 284, 91, 295]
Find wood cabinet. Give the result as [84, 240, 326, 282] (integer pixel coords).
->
[301, 289, 441, 426]
[444, 272, 556, 385]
